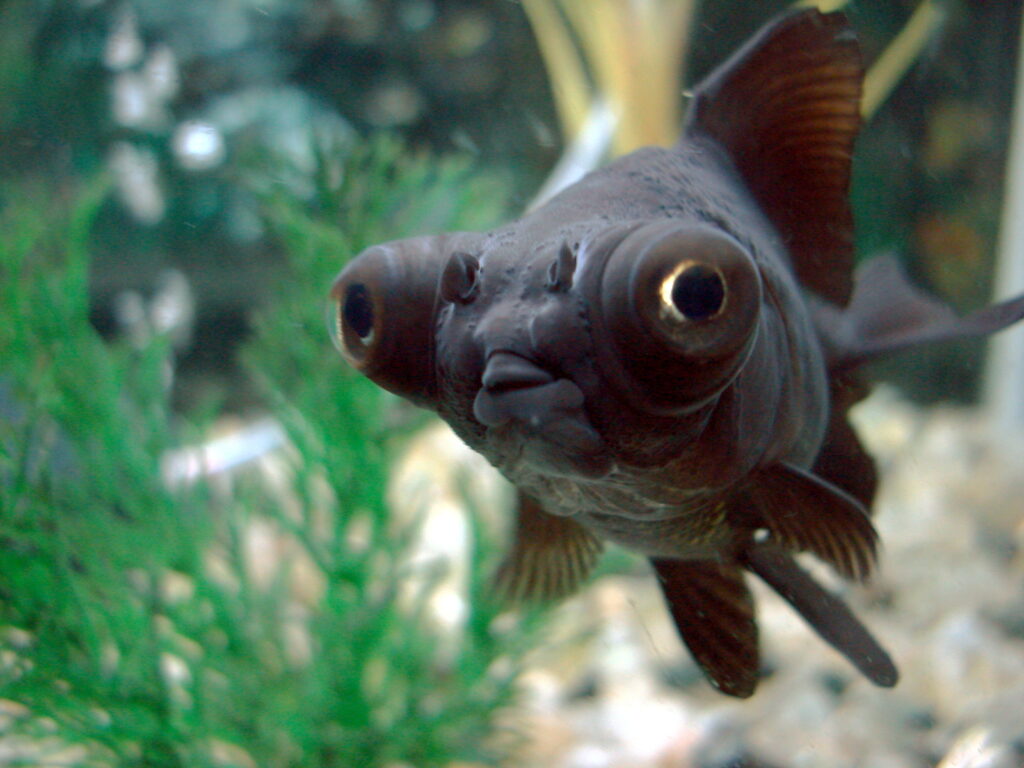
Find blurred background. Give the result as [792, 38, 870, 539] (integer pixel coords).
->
[2, 0, 1019, 409]
[3, 1, 1024, 767]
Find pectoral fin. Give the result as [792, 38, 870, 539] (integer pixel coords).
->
[740, 462, 878, 582]
[743, 544, 898, 688]
[650, 558, 759, 698]
[494, 492, 603, 603]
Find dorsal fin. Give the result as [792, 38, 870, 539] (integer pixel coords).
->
[685, 9, 863, 306]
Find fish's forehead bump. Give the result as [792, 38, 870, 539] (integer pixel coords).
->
[476, 227, 586, 300]
[471, 229, 533, 290]
[540, 143, 786, 277]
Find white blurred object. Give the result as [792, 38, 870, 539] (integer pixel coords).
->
[201, 85, 352, 198]
[113, 290, 149, 347]
[114, 268, 195, 351]
[936, 728, 1012, 768]
[103, 5, 143, 71]
[110, 43, 178, 130]
[985, 7, 1024, 431]
[112, 71, 165, 129]
[162, 418, 286, 488]
[173, 121, 227, 171]
[144, 44, 181, 102]
[109, 141, 165, 224]
[150, 268, 195, 348]
[527, 101, 617, 211]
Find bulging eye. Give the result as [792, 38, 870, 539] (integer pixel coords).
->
[591, 221, 762, 414]
[343, 282, 374, 343]
[344, 284, 376, 337]
[333, 267, 383, 366]
[330, 236, 452, 406]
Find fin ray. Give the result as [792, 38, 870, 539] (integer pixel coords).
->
[815, 254, 1024, 371]
[742, 463, 878, 582]
[650, 558, 759, 698]
[812, 373, 878, 509]
[494, 493, 602, 604]
[685, 9, 862, 305]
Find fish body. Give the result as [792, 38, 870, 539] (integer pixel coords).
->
[331, 10, 1024, 697]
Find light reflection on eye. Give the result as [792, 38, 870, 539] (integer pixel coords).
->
[326, 300, 344, 354]
[657, 260, 726, 324]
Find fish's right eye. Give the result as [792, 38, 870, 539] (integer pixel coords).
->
[329, 238, 449, 406]
[334, 279, 378, 364]
[342, 283, 375, 343]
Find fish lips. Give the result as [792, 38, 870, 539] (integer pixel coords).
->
[473, 356, 611, 478]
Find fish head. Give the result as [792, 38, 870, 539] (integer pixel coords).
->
[433, 229, 612, 479]
[331, 2, 869, 484]
[331, 215, 764, 479]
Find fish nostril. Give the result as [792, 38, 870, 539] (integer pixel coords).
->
[481, 351, 555, 392]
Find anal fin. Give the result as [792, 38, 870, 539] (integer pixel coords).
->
[650, 558, 759, 698]
[494, 492, 602, 603]
[743, 544, 898, 688]
[742, 462, 878, 582]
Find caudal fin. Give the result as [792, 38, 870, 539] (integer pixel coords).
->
[815, 254, 1024, 372]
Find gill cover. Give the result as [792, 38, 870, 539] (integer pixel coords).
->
[587, 221, 761, 414]
[330, 236, 450, 406]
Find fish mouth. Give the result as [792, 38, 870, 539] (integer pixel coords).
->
[473, 351, 611, 478]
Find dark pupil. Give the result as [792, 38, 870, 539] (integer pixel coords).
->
[672, 265, 725, 320]
[343, 283, 374, 339]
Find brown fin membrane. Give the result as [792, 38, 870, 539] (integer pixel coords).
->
[738, 462, 878, 582]
[743, 544, 898, 688]
[650, 558, 759, 698]
[494, 492, 603, 603]
[685, 9, 862, 306]
[814, 254, 1024, 372]
[811, 372, 878, 510]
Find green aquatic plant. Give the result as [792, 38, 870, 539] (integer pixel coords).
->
[0, 138, 543, 767]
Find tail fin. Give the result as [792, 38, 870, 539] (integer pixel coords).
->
[814, 254, 1024, 372]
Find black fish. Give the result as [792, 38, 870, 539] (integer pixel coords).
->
[330, 9, 1024, 697]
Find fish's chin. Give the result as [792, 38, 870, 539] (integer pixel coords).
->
[472, 379, 613, 479]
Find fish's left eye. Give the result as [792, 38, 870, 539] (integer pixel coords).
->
[592, 222, 761, 413]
